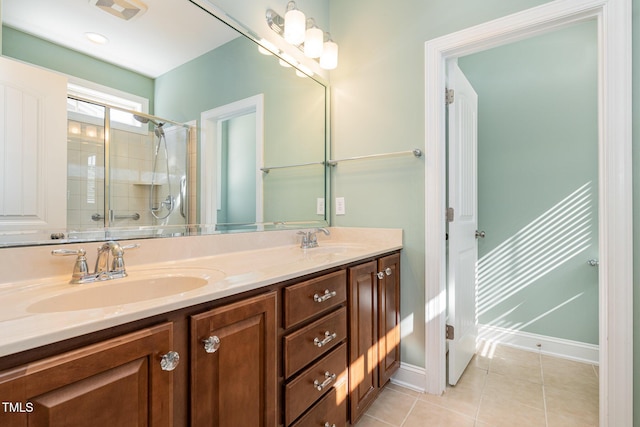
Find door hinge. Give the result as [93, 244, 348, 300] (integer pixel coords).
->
[446, 207, 455, 222]
[446, 324, 455, 340]
[446, 89, 455, 105]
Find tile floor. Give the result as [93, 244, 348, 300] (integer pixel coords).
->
[353, 344, 599, 427]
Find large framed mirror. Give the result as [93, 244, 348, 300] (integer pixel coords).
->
[0, 0, 328, 246]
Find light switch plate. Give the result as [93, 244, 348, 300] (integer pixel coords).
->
[335, 197, 346, 215]
[316, 198, 325, 215]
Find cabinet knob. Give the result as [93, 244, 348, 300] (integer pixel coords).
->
[313, 331, 337, 348]
[313, 371, 337, 391]
[203, 336, 221, 353]
[160, 351, 180, 371]
[324, 423, 336, 427]
[377, 272, 384, 280]
[385, 267, 392, 276]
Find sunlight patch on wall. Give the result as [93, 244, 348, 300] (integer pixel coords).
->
[476, 182, 594, 318]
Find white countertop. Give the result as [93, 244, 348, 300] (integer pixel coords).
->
[0, 227, 402, 357]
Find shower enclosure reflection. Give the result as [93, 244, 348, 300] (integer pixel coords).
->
[67, 98, 190, 240]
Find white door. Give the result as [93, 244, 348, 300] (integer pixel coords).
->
[447, 61, 479, 386]
[0, 57, 67, 234]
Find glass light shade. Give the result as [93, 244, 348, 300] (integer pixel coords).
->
[284, 8, 305, 45]
[304, 26, 324, 58]
[258, 39, 277, 56]
[319, 40, 338, 70]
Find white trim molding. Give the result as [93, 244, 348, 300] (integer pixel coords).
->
[478, 324, 599, 365]
[200, 94, 265, 228]
[424, 0, 632, 425]
[390, 363, 428, 393]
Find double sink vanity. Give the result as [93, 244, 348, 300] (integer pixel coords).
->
[0, 227, 402, 426]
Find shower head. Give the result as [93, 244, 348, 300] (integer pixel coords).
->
[133, 114, 163, 128]
[134, 114, 165, 137]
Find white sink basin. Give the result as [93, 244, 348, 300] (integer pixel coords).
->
[27, 271, 223, 313]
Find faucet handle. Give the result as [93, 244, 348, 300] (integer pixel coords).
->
[111, 243, 139, 275]
[52, 248, 89, 283]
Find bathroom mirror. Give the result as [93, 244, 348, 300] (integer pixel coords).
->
[0, 0, 328, 247]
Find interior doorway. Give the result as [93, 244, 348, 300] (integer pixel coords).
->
[424, 1, 632, 425]
[445, 20, 599, 386]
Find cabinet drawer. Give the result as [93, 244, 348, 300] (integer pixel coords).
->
[285, 343, 347, 425]
[284, 307, 347, 378]
[284, 270, 347, 328]
[290, 377, 348, 427]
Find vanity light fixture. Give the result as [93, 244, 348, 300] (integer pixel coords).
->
[304, 19, 324, 59]
[284, 1, 305, 45]
[266, 3, 338, 70]
[319, 35, 338, 70]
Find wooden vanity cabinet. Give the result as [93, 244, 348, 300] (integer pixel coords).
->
[282, 270, 349, 427]
[190, 291, 277, 427]
[0, 250, 400, 427]
[348, 253, 401, 424]
[0, 322, 175, 427]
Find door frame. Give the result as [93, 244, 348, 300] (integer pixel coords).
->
[423, 0, 632, 425]
[200, 94, 264, 228]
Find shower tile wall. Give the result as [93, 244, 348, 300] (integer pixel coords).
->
[67, 121, 155, 232]
[109, 128, 155, 228]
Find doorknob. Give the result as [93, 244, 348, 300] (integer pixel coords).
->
[475, 230, 486, 239]
[587, 259, 599, 267]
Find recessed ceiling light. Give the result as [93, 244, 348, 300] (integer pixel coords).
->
[85, 32, 109, 45]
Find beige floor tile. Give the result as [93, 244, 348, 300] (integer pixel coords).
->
[361, 387, 416, 426]
[360, 348, 599, 427]
[456, 365, 489, 390]
[546, 410, 598, 427]
[489, 346, 542, 384]
[541, 355, 598, 392]
[477, 396, 546, 427]
[483, 371, 545, 410]
[351, 414, 396, 427]
[545, 384, 599, 426]
[421, 366, 486, 418]
[403, 400, 475, 427]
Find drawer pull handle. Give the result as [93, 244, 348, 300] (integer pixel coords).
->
[313, 371, 336, 391]
[314, 331, 337, 347]
[313, 289, 337, 303]
[160, 351, 180, 371]
[203, 336, 221, 354]
[324, 423, 336, 427]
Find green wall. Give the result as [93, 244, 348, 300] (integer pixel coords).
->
[330, 0, 640, 423]
[458, 21, 598, 344]
[154, 36, 326, 224]
[1, 26, 154, 103]
[329, 0, 551, 370]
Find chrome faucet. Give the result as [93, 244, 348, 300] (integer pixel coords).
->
[52, 241, 139, 284]
[297, 228, 330, 249]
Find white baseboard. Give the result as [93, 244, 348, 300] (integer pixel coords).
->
[478, 324, 599, 365]
[390, 362, 427, 393]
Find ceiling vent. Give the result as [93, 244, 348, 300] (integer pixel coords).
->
[90, 0, 148, 21]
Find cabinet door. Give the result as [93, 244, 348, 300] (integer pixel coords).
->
[0, 57, 67, 233]
[348, 261, 379, 423]
[191, 292, 277, 427]
[378, 253, 401, 385]
[0, 323, 175, 427]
